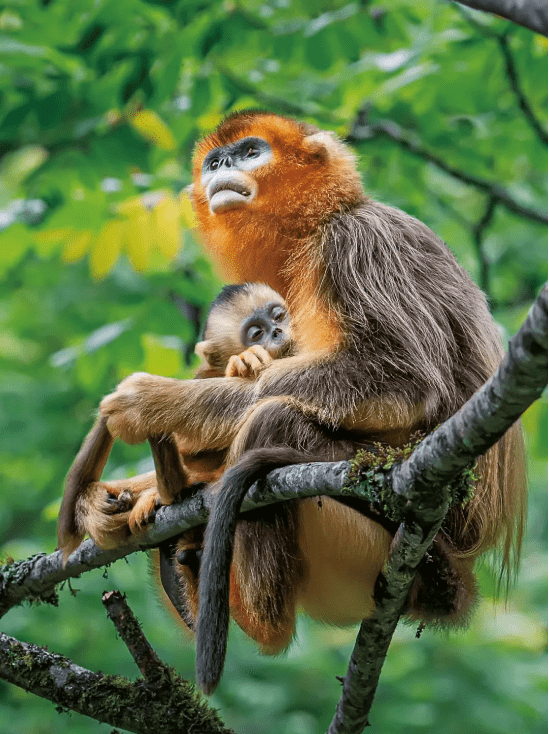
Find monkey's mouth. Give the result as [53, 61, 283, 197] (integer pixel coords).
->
[207, 174, 257, 214]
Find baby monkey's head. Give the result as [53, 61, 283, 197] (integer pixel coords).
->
[195, 283, 294, 375]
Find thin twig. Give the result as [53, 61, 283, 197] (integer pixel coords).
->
[472, 195, 497, 297]
[348, 117, 548, 225]
[459, 3, 549, 145]
[102, 590, 167, 680]
[496, 33, 548, 145]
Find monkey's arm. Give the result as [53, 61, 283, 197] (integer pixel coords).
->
[99, 351, 424, 450]
[58, 416, 114, 556]
[99, 372, 258, 448]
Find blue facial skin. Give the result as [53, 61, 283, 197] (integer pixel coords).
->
[201, 137, 273, 182]
[240, 302, 291, 355]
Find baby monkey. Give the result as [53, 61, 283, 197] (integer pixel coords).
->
[195, 282, 294, 380]
[168, 282, 295, 627]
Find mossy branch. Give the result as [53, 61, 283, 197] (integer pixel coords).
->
[0, 629, 232, 734]
[326, 284, 547, 733]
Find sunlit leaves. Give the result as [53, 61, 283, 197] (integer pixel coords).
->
[42, 191, 189, 277]
[154, 195, 185, 259]
[129, 110, 178, 152]
[63, 230, 93, 263]
[90, 218, 123, 278]
[141, 333, 183, 378]
[0, 146, 48, 204]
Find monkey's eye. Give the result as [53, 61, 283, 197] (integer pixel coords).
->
[245, 147, 259, 158]
[271, 306, 286, 322]
[247, 326, 264, 343]
[210, 159, 220, 171]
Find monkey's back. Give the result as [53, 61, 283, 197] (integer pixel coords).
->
[318, 201, 526, 570]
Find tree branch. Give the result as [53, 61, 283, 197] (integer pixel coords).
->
[0, 287, 546, 612]
[0, 631, 232, 734]
[326, 284, 547, 732]
[348, 114, 548, 225]
[330, 283, 547, 729]
[496, 33, 548, 145]
[472, 195, 497, 297]
[450, 0, 548, 36]
[456, 4, 548, 144]
[102, 590, 168, 680]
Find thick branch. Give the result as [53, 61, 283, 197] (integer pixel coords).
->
[0, 465, 349, 619]
[1, 287, 547, 621]
[0, 632, 232, 734]
[451, 0, 548, 36]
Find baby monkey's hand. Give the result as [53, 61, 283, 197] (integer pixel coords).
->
[225, 345, 273, 379]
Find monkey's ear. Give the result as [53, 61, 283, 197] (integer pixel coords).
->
[195, 340, 220, 367]
[194, 340, 209, 359]
[185, 183, 195, 196]
[303, 131, 338, 162]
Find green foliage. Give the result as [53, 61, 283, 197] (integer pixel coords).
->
[0, 1, 546, 733]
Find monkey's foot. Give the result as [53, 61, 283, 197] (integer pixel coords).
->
[128, 487, 165, 533]
[76, 473, 158, 549]
[77, 481, 133, 549]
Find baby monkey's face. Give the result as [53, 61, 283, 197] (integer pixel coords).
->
[240, 300, 292, 358]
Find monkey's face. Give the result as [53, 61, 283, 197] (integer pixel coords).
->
[191, 112, 365, 289]
[240, 300, 292, 358]
[192, 112, 361, 224]
[200, 137, 272, 214]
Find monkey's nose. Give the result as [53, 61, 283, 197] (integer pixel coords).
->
[273, 328, 282, 338]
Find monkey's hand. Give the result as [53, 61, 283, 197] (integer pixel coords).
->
[99, 372, 180, 444]
[225, 345, 273, 379]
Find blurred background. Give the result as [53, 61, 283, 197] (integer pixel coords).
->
[0, 1, 546, 732]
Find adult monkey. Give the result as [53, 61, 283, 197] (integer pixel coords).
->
[60, 111, 526, 695]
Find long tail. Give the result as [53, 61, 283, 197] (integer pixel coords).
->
[195, 446, 316, 695]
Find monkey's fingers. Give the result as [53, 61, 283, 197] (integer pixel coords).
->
[241, 350, 270, 377]
[225, 347, 272, 379]
[246, 345, 273, 366]
[225, 355, 250, 378]
[128, 487, 162, 533]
